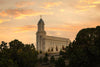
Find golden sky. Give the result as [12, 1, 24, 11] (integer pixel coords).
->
[0, 0, 100, 45]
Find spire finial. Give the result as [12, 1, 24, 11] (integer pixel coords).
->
[40, 15, 42, 19]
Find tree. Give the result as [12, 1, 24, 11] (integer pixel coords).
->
[43, 56, 48, 63]
[38, 57, 43, 63]
[9, 39, 24, 49]
[0, 41, 8, 54]
[68, 26, 100, 67]
[0, 58, 18, 67]
[0, 41, 18, 67]
[0, 39, 38, 67]
[17, 44, 37, 67]
[50, 56, 55, 63]
[45, 52, 48, 57]
[60, 50, 65, 55]
[55, 57, 65, 67]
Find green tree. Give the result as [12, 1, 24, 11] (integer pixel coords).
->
[45, 52, 48, 57]
[55, 57, 65, 67]
[0, 41, 18, 67]
[17, 44, 37, 67]
[38, 57, 43, 63]
[0, 39, 38, 67]
[50, 56, 55, 63]
[9, 39, 24, 49]
[68, 26, 100, 67]
[43, 56, 48, 63]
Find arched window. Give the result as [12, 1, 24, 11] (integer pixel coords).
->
[56, 46, 58, 51]
[62, 45, 65, 50]
[51, 48, 53, 52]
[48, 49, 50, 52]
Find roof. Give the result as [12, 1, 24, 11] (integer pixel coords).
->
[44, 35, 70, 42]
[38, 18, 44, 25]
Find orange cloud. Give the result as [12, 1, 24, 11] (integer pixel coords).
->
[79, 0, 95, 4]
[0, 11, 8, 17]
[46, 27, 70, 31]
[15, 25, 74, 33]
[0, 19, 10, 23]
[77, 5, 96, 9]
[76, 0, 100, 12]
[93, 1, 100, 4]
[60, 9, 65, 12]
[14, 24, 84, 33]
[0, 9, 53, 19]
[42, 1, 62, 9]
[16, 1, 34, 8]
[15, 25, 37, 33]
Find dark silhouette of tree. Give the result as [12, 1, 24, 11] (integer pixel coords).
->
[67, 26, 100, 67]
[55, 57, 65, 67]
[0, 39, 38, 67]
[9, 39, 24, 49]
[50, 56, 55, 63]
[43, 56, 48, 63]
[45, 52, 48, 57]
[0, 41, 18, 67]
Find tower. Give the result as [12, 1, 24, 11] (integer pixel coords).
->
[36, 17, 46, 52]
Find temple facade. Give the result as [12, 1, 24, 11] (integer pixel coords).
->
[36, 18, 70, 53]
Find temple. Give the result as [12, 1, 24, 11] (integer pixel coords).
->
[36, 18, 70, 53]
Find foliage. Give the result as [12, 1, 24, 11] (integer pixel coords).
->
[67, 26, 100, 67]
[60, 50, 65, 55]
[60, 50, 67, 59]
[50, 56, 55, 63]
[55, 57, 65, 67]
[43, 56, 48, 63]
[38, 57, 43, 63]
[0, 39, 37, 67]
[45, 52, 48, 57]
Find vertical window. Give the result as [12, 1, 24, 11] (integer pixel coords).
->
[56, 46, 58, 51]
[62, 45, 65, 50]
[51, 48, 53, 52]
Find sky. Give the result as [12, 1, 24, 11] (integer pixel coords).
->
[0, 0, 100, 46]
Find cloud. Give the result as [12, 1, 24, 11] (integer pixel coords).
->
[92, 1, 100, 4]
[47, 31, 61, 36]
[14, 23, 86, 33]
[0, 0, 5, 4]
[46, 27, 71, 31]
[60, 9, 65, 12]
[0, 11, 8, 17]
[0, 19, 10, 23]
[16, 1, 34, 8]
[42, 1, 62, 9]
[0, 9, 53, 19]
[15, 25, 73, 33]
[15, 25, 37, 33]
[76, 0, 100, 12]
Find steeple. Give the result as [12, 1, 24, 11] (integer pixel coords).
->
[36, 16, 46, 52]
[37, 16, 45, 32]
[38, 18, 44, 25]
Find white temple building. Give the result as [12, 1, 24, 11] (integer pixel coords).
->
[36, 18, 70, 53]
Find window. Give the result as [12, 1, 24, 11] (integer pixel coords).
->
[48, 49, 50, 52]
[51, 48, 53, 51]
[56, 46, 58, 51]
[62, 45, 65, 50]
